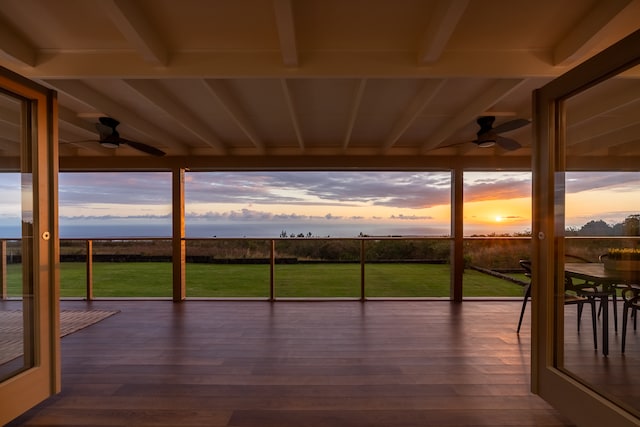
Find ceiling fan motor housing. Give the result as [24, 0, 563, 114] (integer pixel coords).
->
[476, 136, 496, 147]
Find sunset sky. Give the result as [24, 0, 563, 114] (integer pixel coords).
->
[0, 171, 639, 237]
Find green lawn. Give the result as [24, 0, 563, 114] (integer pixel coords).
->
[3, 262, 525, 298]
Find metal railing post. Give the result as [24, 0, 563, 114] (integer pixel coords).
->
[360, 239, 365, 301]
[86, 239, 93, 300]
[270, 239, 275, 301]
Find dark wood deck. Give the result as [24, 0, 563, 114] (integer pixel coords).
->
[7, 300, 575, 427]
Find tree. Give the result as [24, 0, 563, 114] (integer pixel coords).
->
[579, 220, 613, 236]
[623, 214, 640, 236]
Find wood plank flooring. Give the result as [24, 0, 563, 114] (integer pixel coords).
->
[6, 300, 575, 426]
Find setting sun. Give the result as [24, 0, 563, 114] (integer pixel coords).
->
[495, 216, 503, 222]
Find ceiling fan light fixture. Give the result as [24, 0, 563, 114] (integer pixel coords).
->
[100, 141, 119, 149]
[477, 139, 496, 148]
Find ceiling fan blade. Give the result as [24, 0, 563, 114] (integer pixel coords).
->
[492, 118, 530, 134]
[436, 140, 474, 149]
[120, 138, 166, 156]
[495, 136, 521, 151]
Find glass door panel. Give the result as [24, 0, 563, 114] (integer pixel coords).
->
[0, 91, 35, 382]
[533, 29, 640, 427]
[561, 63, 640, 418]
[0, 68, 58, 425]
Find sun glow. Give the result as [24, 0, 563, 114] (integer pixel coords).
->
[495, 216, 503, 222]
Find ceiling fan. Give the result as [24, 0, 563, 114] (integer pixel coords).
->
[471, 116, 530, 150]
[92, 117, 166, 156]
[441, 116, 530, 151]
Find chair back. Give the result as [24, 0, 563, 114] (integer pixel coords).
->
[519, 259, 532, 278]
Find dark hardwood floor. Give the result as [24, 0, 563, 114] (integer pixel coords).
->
[6, 300, 576, 427]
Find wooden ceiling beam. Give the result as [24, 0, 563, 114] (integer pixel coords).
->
[58, 107, 98, 135]
[382, 79, 446, 152]
[280, 79, 304, 152]
[568, 106, 640, 146]
[417, 0, 469, 64]
[553, 0, 633, 66]
[56, 154, 532, 172]
[99, 0, 169, 66]
[566, 84, 640, 128]
[10, 49, 596, 79]
[342, 79, 367, 151]
[202, 79, 265, 154]
[609, 138, 640, 157]
[52, 153, 640, 173]
[0, 104, 20, 128]
[273, 0, 299, 67]
[124, 79, 226, 154]
[0, 17, 36, 67]
[570, 121, 640, 155]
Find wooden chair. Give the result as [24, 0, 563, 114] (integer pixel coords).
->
[517, 259, 598, 349]
[516, 260, 532, 334]
[595, 253, 627, 331]
[622, 286, 640, 353]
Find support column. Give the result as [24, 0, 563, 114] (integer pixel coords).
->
[451, 168, 464, 302]
[172, 168, 186, 302]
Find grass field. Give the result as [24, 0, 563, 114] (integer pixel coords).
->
[4, 262, 526, 298]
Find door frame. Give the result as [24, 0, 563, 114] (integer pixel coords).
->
[532, 29, 640, 426]
[0, 66, 59, 425]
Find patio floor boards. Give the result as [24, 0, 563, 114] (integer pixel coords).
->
[7, 300, 574, 426]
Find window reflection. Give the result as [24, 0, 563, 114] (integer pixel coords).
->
[0, 91, 35, 382]
[561, 63, 640, 418]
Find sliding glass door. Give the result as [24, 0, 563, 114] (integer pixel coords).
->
[0, 66, 59, 425]
[532, 29, 640, 426]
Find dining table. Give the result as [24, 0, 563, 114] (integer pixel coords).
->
[564, 262, 640, 356]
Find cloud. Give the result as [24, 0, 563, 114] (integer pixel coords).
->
[31, 170, 640, 214]
[464, 172, 531, 202]
[59, 172, 172, 205]
[60, 213, 170, 221]
[188, 209, 327, 223]
[566, 172, 640, 194]
[58, 207, 438, 226]
[185, 171, 452, 209]
[390, 214, 434, 220]
[55, 171, 540, 212]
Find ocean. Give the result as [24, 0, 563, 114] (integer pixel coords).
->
[0, 222, 451, 239]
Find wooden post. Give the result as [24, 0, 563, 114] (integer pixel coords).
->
[451, 169, 464, 302]
[0, 240, 6, 299]
[360, 239, 365, 301]
[172, 168, 186, 302]
[85, 239, 93, 300]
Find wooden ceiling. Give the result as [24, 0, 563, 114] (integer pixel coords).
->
[0, 0, 639, 171]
